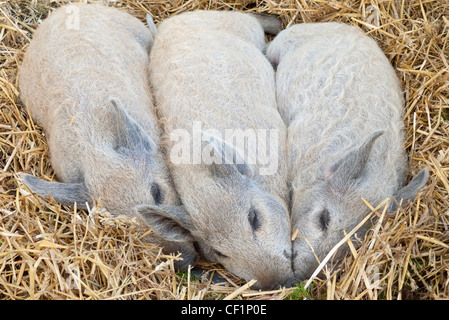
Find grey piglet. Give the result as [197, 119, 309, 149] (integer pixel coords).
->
[266, 22, 428, 281]
[18, 3, 197, 270]
[142, 10, 295, 290]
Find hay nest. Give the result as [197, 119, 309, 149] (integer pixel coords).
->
[0, 0, 447, 300]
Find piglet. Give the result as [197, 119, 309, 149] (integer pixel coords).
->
[266, 22, 429, 280]
[141, 10, 295, 289]
[18, 3, 197, 270]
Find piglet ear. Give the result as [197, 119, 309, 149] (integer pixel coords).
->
[388, 168, 429, 211]
[20, 173, 90, 209]
[201, 131, 254, 179]
[325, 130, 384, 181]
[109, 97, 157, 155]
[134, 204, 195, 243]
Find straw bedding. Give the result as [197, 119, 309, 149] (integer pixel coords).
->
[0, 0, 448, 300]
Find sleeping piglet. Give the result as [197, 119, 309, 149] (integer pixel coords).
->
[266, 22, 429, 280]
[18, 3, 197, 270]
[143, 10, 295, 290]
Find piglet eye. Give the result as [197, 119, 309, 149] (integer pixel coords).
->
[248, 208, 262, 232]
[213, 249, 228, 259]
[319, 209, 330, 231]
[151, 183, 163, 205]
